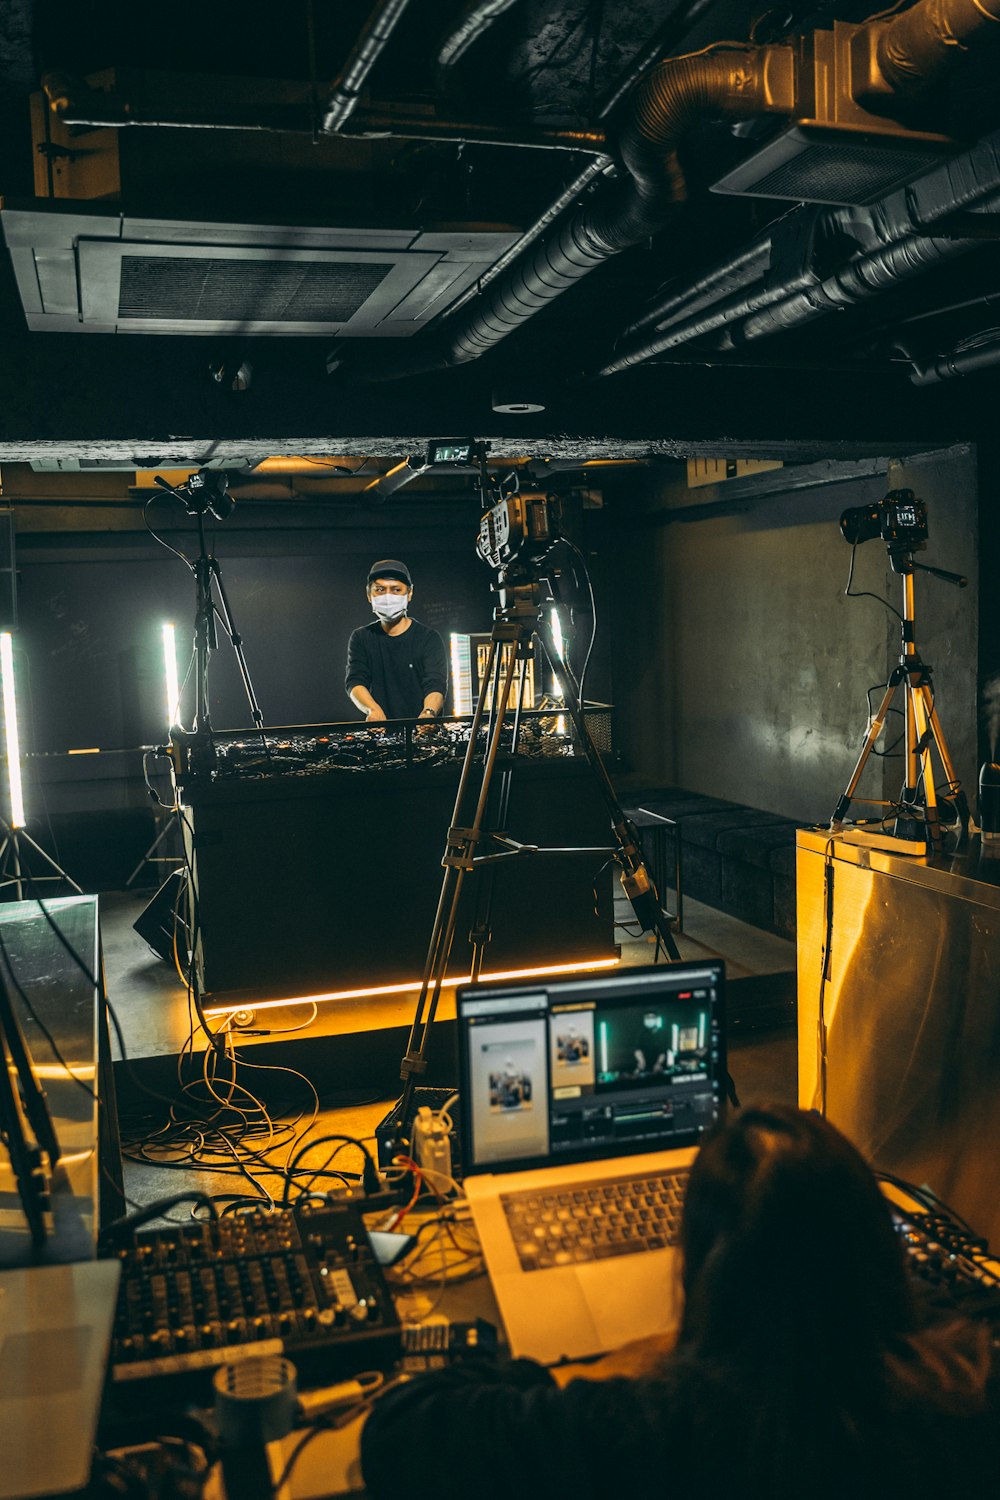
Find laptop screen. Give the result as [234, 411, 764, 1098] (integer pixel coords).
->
[458, 961, 725, 1174]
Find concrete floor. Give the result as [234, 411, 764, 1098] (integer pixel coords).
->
[103, 882, 797, 1217]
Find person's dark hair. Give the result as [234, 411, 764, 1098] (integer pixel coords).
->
[670, 1106, 991, 1493]
[680, 1105, 914, 1365]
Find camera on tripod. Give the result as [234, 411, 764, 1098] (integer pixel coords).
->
[839, 489, 928, 550]
[477, 486, 561, 575]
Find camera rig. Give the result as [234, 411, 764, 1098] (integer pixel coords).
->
[840, 488, 928, 557]
[832, 489, 969, 848]
[393, 451, 685, 1134]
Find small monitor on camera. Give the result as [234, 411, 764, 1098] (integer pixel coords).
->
[427, 439, 478, 466]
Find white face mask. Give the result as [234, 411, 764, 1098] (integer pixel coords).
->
[371, 593, 408, 622]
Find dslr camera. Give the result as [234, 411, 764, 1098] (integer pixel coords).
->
[840, 488, 928, 550]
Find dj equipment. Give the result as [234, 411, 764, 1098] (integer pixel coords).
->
[106, 1200, 400, 1399]
[171, 710, 610, 784]
[894, 1206, 1000, 1323]
[179, 730, 616, 1005]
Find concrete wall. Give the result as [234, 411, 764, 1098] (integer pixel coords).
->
[605, 446, 979, 826]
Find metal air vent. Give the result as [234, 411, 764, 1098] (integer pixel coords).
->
[0, 204, 520, 335]
[712, 124, 952, 206]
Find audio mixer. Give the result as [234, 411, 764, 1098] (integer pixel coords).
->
[106, 1200, 400, 1398]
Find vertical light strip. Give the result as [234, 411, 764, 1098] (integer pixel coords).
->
[599, 1019, 608, 1076]
[0, 632, 25, 829]
[450, 632, 472, 716]
[548, 608, 567, 732]
[162, 621, 180, 728]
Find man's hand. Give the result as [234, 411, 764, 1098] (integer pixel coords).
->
[366, 705, 387, 724]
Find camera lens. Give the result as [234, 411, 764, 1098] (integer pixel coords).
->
[839, 504, 881, 546]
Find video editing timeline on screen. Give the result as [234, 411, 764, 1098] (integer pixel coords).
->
[465, 971, 723, 1169]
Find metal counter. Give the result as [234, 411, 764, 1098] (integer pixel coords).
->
[797, 827, 1000, 1248]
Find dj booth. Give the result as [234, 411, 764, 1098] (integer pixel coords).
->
[177, 714, 618, 1007]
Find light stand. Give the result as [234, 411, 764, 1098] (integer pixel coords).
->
[152, 473, 269, 776]
[395, 535, 681, 1130]
[831, 543, 970, 851]
[0, 632, 81, 900]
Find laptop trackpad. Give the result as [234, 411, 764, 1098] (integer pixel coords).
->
[493, 1267, 601, 1365]
[577, 1248, 682, 1353]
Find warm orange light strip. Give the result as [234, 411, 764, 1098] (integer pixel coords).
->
[203, 955, 620, 1019]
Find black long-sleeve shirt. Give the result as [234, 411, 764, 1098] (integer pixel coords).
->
[344, 619, 448, 719]
[360, 1351, 1000, 1500]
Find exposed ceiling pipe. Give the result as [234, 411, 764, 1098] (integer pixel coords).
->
[443, 47, 793, 364]
[321, 0, 414, 134]
[597, 132, 1000, 373]
[344, 110, 607, 152]
[864, 0, 1000, 101]
[598, 0, 1000, 376]
[355, 39, 794, 378]
[46, 85, 601, 151]
[437, 0, 522, 72]
[593, 0, 722, 119]
[898, 331, 1000, 383]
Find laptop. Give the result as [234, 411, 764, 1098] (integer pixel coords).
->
[457, 960, 726, 1365]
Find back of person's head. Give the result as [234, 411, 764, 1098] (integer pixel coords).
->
[670, 1106, 992, 1499]
[679, 1105, 914, 1374]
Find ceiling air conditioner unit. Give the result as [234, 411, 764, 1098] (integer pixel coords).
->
[0, 203, 519, 336]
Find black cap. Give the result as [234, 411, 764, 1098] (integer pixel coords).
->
[367, 558, 412, 587]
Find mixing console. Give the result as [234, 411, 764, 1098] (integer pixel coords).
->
[894, 1206, 1000, 1324]
[106, 1200, 400, 1395]
[172, 711, 597, 783]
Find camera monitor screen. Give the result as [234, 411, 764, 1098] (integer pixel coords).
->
[458, 962, 725, 1173]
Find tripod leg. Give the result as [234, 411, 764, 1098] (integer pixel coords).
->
[469, 650, 531, 980]
[399, 629, 527, 1118]
[831, 677, 899, 828]
[905, 682, 942, 851]
[535, 628, 680, 961]
[920, 687, 970, 829]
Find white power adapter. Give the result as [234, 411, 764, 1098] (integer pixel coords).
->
[411, 1103, 453, 1182]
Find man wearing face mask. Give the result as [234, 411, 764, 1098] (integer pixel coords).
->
[345, 559, 448, 723]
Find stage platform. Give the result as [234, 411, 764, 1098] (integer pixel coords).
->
[101, 883, 796, 1117]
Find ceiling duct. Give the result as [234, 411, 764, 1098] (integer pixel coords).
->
[361, 0, 999, 379]
[598, 124, 1000, 377]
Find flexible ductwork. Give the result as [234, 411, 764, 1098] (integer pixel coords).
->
[598, 126, 1000, 373]
[356, 0, 1000, 380]
[599, 0, 1000, 376]
[355, 43, 794, 376]
[870, 0, 1000, 98]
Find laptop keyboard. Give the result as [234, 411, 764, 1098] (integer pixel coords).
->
[500, 1168, 689, 1272]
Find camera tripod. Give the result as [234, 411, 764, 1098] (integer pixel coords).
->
[831, 544, 970, 851]
[397, 570, 681, 1123]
